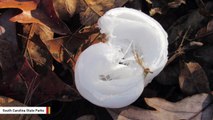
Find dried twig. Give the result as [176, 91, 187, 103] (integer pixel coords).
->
[166, 26, 190, 66]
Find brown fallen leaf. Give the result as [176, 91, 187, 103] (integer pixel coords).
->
[76, 115, 96, 120]
[0, 0, 70, 35]
[207, 19, 213, 32]
[108, 92, 213, 120]
[179, 61, 210, 95]
[26, 38, 53, 68]
[108, 106, 157, 120]
[22, 23, 53, 68]
[168, 0, 186, 8]
[0, 96, 41, 120]
[196, 0, 213, 17]
[193, 45, 213, 89]
[196, 26, 208, 39]
[194, 45, 213, 66]
[0, 40, 16, 72]
[32, 68, 79, 103]
[147, 0, 168, 16]
[45, 25, 100, 65]
[0, 10, 18, 48]
[32, 23, 54, 42]
[149, 8, 162, 16]
[1, 57, 79, 105]
[0, 26, 5, 35]
[0, 0, 39, 11]
[45, 36, 68, 63]
[168, 10, 205, 44]
[145, 92, 213, 120]
[77, 0, 128, 25]
[155, 63, 179, 85]
[195, 19, 213, 44]
[0, 35, 78, 104]
[53, 0, 78, 20]
[148, 0, 186, 16]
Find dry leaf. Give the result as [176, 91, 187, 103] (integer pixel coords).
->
[147, 0, 167, 16]
[26, 38, 53, 67]
[108, 106, 157, 120]
[0, 96, 41, 120]
[155, 63, 179, 85]
[33, 68, 79, 103]
[0, 0, 39, 11]
[146, 0, 152, 4]
[0, 10, 17, 48]
[149, 8, 162, 16]
[196, 19, 213, 34]
[0, 40, 16, 72]
[197, 0, 213, 17]
[22, 24, 53, 67]
[195, 22, 213, 44]
[1, 57, 79, 105]
[45, 26, 100, 65]
[168, 0, 186, 8]
[196, 27, 208, 38]
[179, 62, 210, 95]
[33, 24, 54, 42]
[108, 92, 213, 120]
[0, 0, 70, 35]
[76, 115, 96, 120]
[13, 46, 78, 104]
[148, 0, 186, 16]
[194, 45, 213, 65]
[207, 19, 213, 32]
[77, 0, 128, 25]
[168, 10, 205, 44]
[145, 92, 213, 120]
[45, 36, 67, 63]
[0, 26, 5, 35]
[53, 0, 78, 20]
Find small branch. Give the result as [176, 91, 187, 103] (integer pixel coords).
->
[166, 26, 190, 66]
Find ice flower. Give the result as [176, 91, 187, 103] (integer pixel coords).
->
[75, 8, 168, 108]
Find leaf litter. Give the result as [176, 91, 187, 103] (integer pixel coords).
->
[0, 0, 213, 119]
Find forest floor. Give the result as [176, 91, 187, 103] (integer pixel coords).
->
[0, 0, 213, 120]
